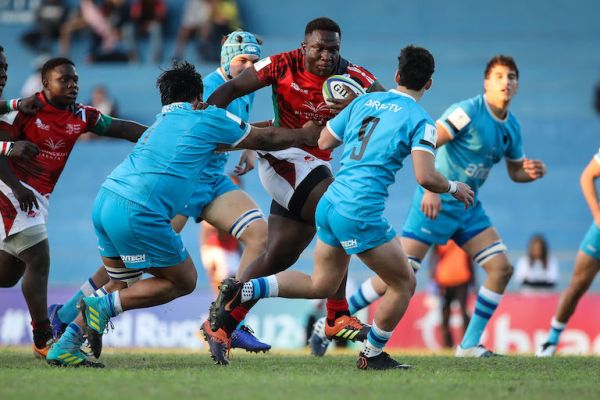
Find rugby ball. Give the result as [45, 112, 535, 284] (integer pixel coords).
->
[322, 75, 366, 106]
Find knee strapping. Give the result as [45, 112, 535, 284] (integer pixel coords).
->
[104, 265, 144, 286]
[229, 209, 264, 239]
[473, 241, 507, 266]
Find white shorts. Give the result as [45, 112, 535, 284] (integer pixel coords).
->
[0, 180, 49, 241]
[201, 245, 240, 282]
[0, 224, 47, 257]
[257, 148, 331, 209]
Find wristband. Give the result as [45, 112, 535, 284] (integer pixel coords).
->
[7, 99, 20, 111]
[446, 180, 458, 194]
[0, 141, 14, 156]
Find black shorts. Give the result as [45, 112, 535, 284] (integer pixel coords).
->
[269, 164, 333, 226]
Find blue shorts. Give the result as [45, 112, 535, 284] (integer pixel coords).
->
[580, 223, 600, 260]
[92, 188, 188, 269]
[315, 197, 396, 255]
[180, 174, 239, 219]
[402, 187, 491, 246]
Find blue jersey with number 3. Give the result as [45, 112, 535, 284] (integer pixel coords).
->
[324, 89, 437, 221]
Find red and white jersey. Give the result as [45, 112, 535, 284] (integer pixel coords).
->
[0, 180, 48, 240]
[0, 92, 103, 196]
[254, 48, 377, 161]
[0, 92, 104, 239]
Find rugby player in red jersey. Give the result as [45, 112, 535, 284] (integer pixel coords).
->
[0, 57, 146, 358]
[203, 17, 385, 363]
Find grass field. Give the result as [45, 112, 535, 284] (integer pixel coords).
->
[1, 347, 599, 400]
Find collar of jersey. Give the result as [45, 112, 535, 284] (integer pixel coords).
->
[161, 102, 193, 113]
[389, 89, 416, 102]
[482, 94, 509, 123]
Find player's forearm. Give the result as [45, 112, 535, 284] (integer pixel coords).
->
[417, 170, 452, 194]
[0, 158, 22, 190]
[249, 126, 316, 151]
[207, 81, 239, 109]
[0, 99, 19, 114]
[581, 170, 600, 218]
[509, 167, 535, 182]
[106, 119, 148, 142]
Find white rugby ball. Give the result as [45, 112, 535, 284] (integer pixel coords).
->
[322, 75, 366, 106]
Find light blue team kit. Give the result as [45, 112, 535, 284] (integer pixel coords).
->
[317, 89, 437, 254]
[403, 94, 525, 246]
[94, 103, 251, 269]
[180, 69, 255, 219]
[579, 148, 600, 260]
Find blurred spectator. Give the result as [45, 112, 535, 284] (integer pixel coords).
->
[515, 234, 559, 292]
[200, 0, 242, 62]
[20, 55, 49, 97]
[21, 0, 69, 55]
[172, 0, 212, 61]
[89, 85, 118, 116]
[59, 6, 89, 57]
[79, 85, 118, 141]
[123, 0, 167, 63]
[88, 0, 130, 62]
[430, 241, 473, 348]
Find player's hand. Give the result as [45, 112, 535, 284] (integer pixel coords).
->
[594, 213, 600, 228]
[301, 120, 323, 146]
[421, 191, 442, 220]
[523, 158, 546, 180]
[12, 183, 39, 213]
[8, 141, 39, 161]
[17, 95, 44, 115]
[326, 85, 357, 114]
[451, 182, 475, 209]
[234, 149, 256, 176]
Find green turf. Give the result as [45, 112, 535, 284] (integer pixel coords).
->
[1, 348, 599, 400]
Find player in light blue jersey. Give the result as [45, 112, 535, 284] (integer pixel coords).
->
[46, 61, 321, 367]
[207, 46, 474, 370]
[537, 82, 600, 357]
[333, 55, 547, 358]
[47, 31, 271, 355]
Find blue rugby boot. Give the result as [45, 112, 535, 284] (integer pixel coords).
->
[230, 325, 271, 353]
[80, 295, 116, 358]
[47, 323, 104, 368]
[48, 304, 68, 339]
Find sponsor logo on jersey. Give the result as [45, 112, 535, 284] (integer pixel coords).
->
[35, 118, 50, 131]
[121, 254, 147, 263]
[364, 99, 402, 112]
[465, 163, 491, 180]
[341, 239, 358, 249]
[66, 123, 81, 136]
[302, 101, 328, 113]
[40, 138, 68, 160]
[290, 82, 308, 94]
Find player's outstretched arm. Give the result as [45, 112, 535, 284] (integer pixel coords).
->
[0, 95, 44, 115]
[101, 117, 148, 142]
[207, 67, 265, 109]
[506, 158, 547, 182]
[232, 121, 321, 151]
[581, 156, 600, 226]
[412, 150, 474, 208]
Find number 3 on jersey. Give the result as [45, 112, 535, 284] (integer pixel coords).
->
[351, 116, 380, 161]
